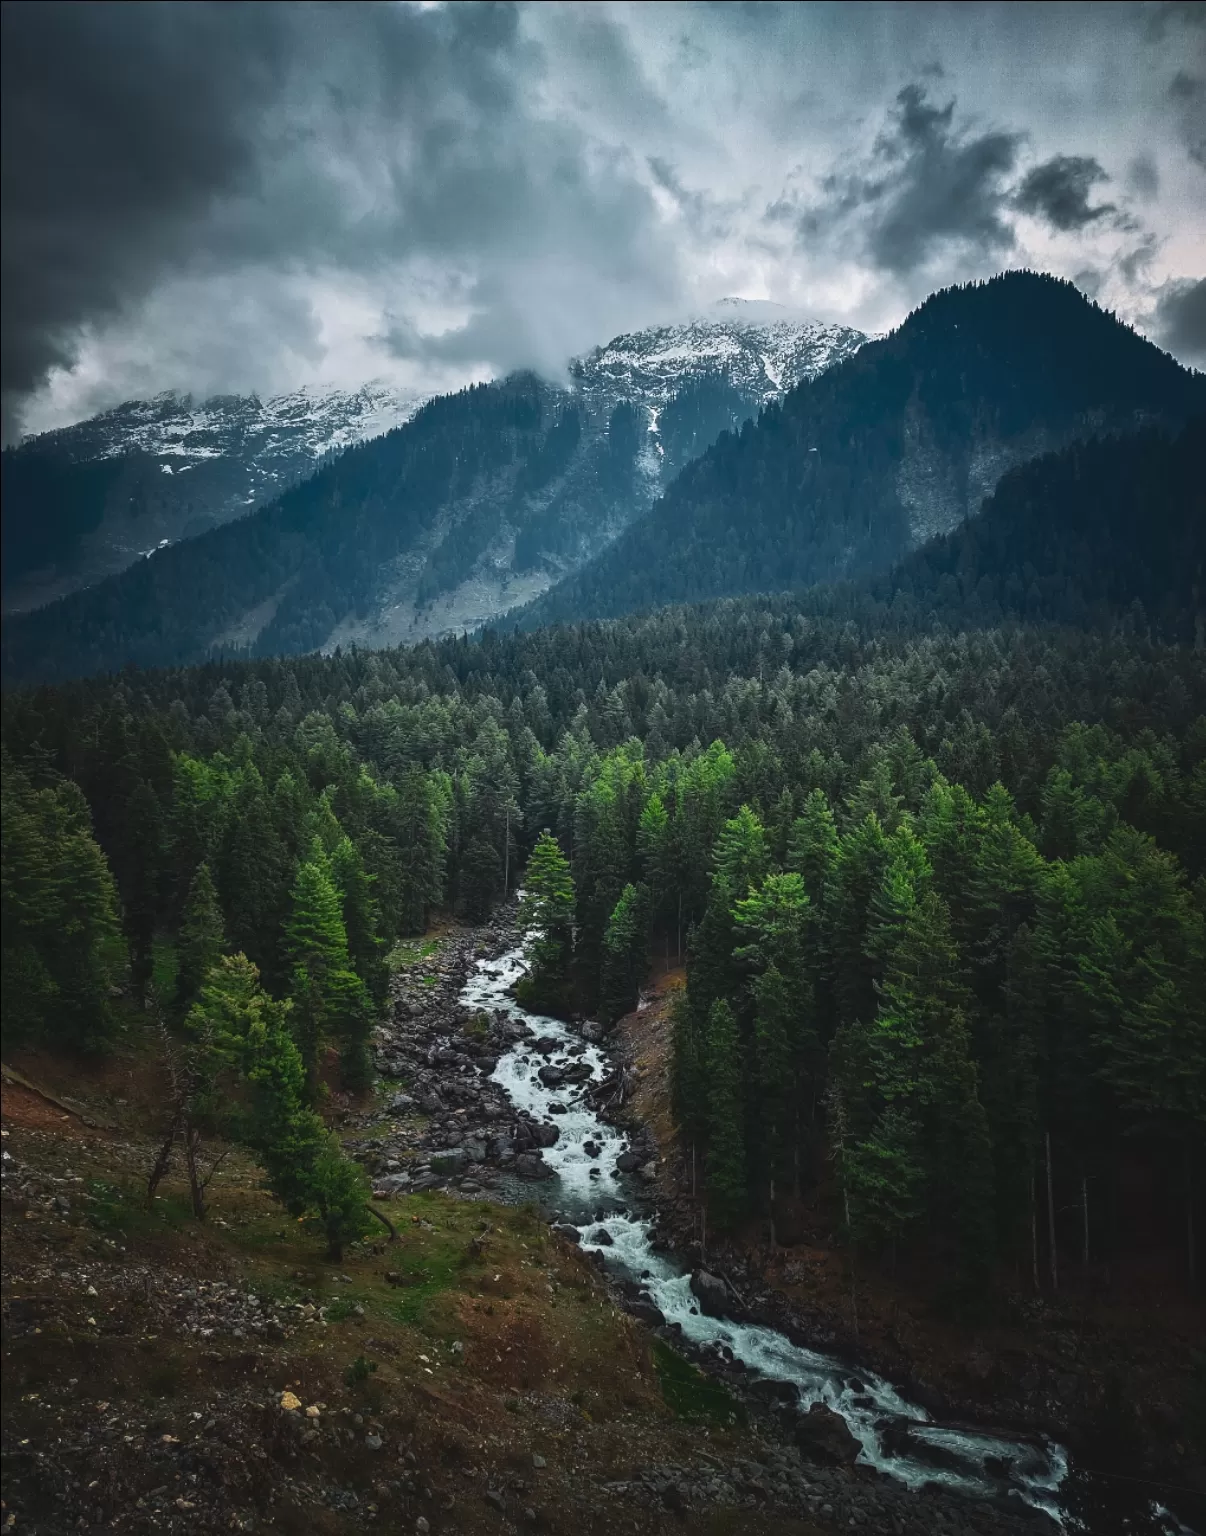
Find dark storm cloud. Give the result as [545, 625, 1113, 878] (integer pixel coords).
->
[4, 2, 1203, 435]
[784, 84, 1022, 275]
[1153, 277, 1206, 367]
[0, 0, 677, 440]
[0, 1, 293, 440]
[1014, 155, 1115, 231]
[1168, 72, 1206, 167]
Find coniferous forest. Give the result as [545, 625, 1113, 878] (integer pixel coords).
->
[8, 4, 1206, 1530]
[6, 473, 1205, 1288]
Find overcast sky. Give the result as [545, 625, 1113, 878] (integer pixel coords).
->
[3, 0, 1204, 442]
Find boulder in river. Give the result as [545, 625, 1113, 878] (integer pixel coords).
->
[615, 1150, 642, 1173]
[537, 1064, 566, 1087]
[528, 1121, 560, 1148]
[689, 1270, 730, 1318]
[515, 1152, 553, 1180]
[552, 1223, 581, 1244]
[430, 1148, 468, 1175]
[792, 1402, 861, 1465]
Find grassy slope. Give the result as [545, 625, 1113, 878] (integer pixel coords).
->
[1, 1001, 824, 1536]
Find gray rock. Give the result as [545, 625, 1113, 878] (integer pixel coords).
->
[430, 1148, 468, 1174]
[553, 1223, 581, 1244]
[373, 1174, 412, 1196]
[589, 1227, 613, 1246]
[537, 1064, 566, 1087]
[689, 1270, 730, 1318]
[463, 1137, 487, 1163]
[581, 1021, 605, 1042]
[615, 1150, 643, 1173]
[529, 1121, 559, 1148]
[515, 1152, 553, 1180]
[385, 1093, 415, 1114]
[792, 1403, 860, 1465]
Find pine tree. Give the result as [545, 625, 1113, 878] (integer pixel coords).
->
[518, 831, 576, 1011]
[705, 998, 747, 1230]
[712, 804, 769, 898]
[284, 849, 373, 1093]
[598, 882, 651, 1024]
[330, 837, 385, 1005]
[1, 758, 124, 1048]
[459, 833, 503, 922]
[787, 789, 839, 910]
[121, 780, 165, 1006]
[175, 861, 226, 1014]
[394, 767, 447, 934]
[189, 954, 373, 1258]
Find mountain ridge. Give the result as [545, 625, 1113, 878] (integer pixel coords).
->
[1, 311, 866, 682]
[519, 271, 1206, 631]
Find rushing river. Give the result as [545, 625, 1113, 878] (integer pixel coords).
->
[461, 944, 1199, 1536]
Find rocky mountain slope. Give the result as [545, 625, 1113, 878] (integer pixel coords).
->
[2, 384, 426, 614]
[2, 310, 866, 682]
[521, 272, 1206, 630]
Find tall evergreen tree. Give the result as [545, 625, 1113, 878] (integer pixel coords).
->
[518, 831, 576, 1011]
[705, 999, 747, 1230]
[175, 861, 226, 1014]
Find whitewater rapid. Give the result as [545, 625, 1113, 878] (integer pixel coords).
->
[462, 945, 1079, 1525]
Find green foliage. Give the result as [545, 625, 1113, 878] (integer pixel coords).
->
[188, 953, 373, 1259]
[285, 849, 374, 1092]
[704, 999, 746, 1230]
[1, 755, 124, 1047]
[598, 881, 651, 1024]
[652, 1338, 746, 1427]
[175, 861, 225, 1014]
[518, 831, 576, 1010]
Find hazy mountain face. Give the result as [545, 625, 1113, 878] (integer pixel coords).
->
[522, 273, 1206, 631]
[1, 383, 425, 613]
[0, 309, 866, 682]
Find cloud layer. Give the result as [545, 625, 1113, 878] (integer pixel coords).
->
[4, 1, 1203, 440]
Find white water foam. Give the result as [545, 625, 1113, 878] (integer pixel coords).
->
[461, 943, 1072, 1526]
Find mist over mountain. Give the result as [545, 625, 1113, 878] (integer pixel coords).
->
[1, 383, 426, 613]
[1, 308, 864, 683]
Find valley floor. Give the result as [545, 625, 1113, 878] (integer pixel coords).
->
[3, 917, 1197, 1536]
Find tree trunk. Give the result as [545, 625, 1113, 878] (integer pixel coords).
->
[1045, 1129, 1058, 1293]
[1030, 1170, 1040, 1293]
[366, 1204, 398, 1241]
[768, 1176, 777, 1250]
[184, 1119, 206, 1220]
[1081, 1172, 1090, 1269]
[147, 1109, 183, 1204]
[1187, 1136, 1197, 1292]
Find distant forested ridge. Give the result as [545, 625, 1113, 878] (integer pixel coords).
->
[522, 272, 1206, 629]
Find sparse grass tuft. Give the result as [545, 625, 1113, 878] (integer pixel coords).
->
[652, 1339, 745, 1428]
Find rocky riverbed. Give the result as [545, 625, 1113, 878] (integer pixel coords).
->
[353, 915, 1099, 1536]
